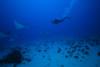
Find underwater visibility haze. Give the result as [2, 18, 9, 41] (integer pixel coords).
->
[0, 0, 100, 67]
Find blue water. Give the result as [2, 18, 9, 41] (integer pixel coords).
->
[0, 0, 100, 67]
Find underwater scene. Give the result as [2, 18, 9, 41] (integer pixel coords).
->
[0, 0, 100, 67]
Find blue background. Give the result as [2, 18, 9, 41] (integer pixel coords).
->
[0, 0, 100, 67]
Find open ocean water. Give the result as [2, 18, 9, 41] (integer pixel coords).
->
[0, 0, 100, 67]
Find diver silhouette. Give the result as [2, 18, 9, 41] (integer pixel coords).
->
[52, 16, 71, 24]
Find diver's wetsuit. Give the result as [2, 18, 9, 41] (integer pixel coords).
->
[52, 16, 70, 24]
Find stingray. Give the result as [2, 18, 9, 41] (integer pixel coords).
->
[14, 20, 25, 30]
[52, 16, 71, 24]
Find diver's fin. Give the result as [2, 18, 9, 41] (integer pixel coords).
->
[14, 20, 25, 29]
[61, 16, 71, 21]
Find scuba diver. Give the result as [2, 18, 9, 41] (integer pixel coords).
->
[52, 16, 71, 24]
